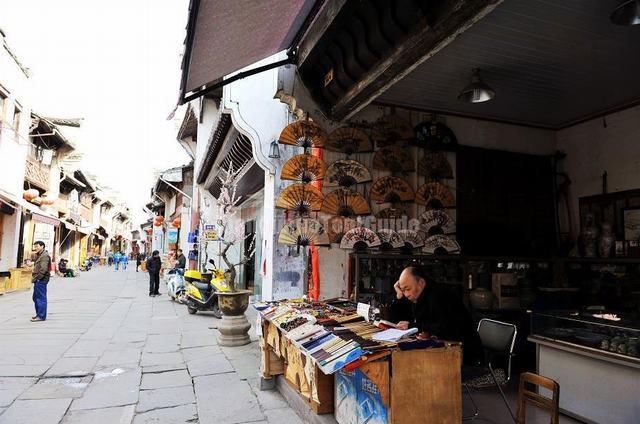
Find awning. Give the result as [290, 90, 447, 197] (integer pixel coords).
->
[32, 213, 60, 227]
[77, 226, 92, 235]
[62, 221, 77, 231]
[0, 188, 60, 226]
[180, 0, 317, 102]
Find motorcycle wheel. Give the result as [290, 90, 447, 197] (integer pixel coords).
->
[187, 306, 198, 315]
[212, 300, 222, 319]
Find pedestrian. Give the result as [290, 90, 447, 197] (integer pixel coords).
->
[121, 252, 129, 270]
[146, 250, 161, 296]
[175, 248, 186, 271]
[114, 251, 121, 271]
[107, 251, 113, 267]
[136, 252, 142, 272]
[31, 241, 51, 322]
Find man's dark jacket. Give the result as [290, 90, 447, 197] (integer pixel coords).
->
[32, 250, 51, 283]
[175, 253, 186, 269]
[146, 256, 161, 275]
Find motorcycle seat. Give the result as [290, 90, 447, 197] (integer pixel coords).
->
[193, 281, 211, 291]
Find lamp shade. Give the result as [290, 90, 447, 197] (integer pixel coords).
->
[611, 0, 640, 25]
[458, 69, 495, 103]
[268, 140, 280, 159]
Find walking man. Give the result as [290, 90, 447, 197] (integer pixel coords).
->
[31, 241, 51, 322]
[146, 250, 161, 296]
[114, 251, 121, 271]
[121, 252, 129, 270]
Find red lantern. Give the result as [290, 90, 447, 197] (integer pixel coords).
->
[32, 197, 43, 204]
[23, 189, 39, 201]
[172, 218, 181, 228]
[153, 220, 163, 227]
[155, 215, 165, 223]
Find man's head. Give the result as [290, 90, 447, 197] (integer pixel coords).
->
[152, 250, 159, 257]
[33, 241, 45, 254]
[177, 249, 183, 255]
[397, 266, 429, 303]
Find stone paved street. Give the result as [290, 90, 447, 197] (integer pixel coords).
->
[0, 266, 302, 424]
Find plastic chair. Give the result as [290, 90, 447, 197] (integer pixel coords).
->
[463, 318, 518, 422]
[516, 372, 559, 424]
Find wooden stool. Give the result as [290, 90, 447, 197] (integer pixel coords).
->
[516, 372, 559, 424]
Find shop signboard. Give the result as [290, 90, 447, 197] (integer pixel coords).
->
[33, 222, 55, 258]
[203, 223, 222, 241]
[167, 228, 179, 244]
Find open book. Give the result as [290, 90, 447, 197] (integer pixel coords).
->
[371, 327, 418, 342]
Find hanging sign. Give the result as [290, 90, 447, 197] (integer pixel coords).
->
[167, 229, 179, 244]
[203, 224, 222, 241]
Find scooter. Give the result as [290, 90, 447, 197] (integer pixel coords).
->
[165, 268, 187, 303]
[184, 266, 229, 319]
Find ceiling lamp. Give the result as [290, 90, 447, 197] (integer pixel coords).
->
[611, 0, 640, 25]
[458, 68, 495, 103]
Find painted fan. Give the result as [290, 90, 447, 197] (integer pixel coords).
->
[321, 188, 371, 217]
[371, 114, 414, 147]
[372, 146, 414, 173]
[417, 152, 453, 179]
[276, 183, 324, 213]
[327, 216, 358, 243]
[413, 121, 458, 149]
[278, 120, 327, 148]
[423, 235, 461, 254]
[416, 182, 455, 208]
[278, 218, 330, 246]
[419, 210, 456, 235]
[326, 127, 373, 154]
[370, 177, 414, 203]
[340, 227, 381, 250]
[325, 160, 372, 187]
[398, 229, 425, 248]
[377, 229, 404, 250]
[281, 154, 326, 183]
[376, 207, 410, 219]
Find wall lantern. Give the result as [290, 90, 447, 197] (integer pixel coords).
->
[268, 140, 281, 159]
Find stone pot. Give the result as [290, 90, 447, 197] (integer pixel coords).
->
[470, 286, 494, 309]
[217, 290, 252, 347]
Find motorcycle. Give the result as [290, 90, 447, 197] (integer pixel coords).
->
[165, 268, 187, 303]
[184, 267, 229, 319]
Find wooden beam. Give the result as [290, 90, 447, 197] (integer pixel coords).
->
[330, 0, 504, 121]
[296, 0, 347, 66]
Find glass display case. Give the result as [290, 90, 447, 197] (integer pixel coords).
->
[531, 310, 640, 360]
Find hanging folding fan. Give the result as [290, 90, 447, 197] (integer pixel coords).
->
[340, 227, 381, 250]
[370, 177, 414, 204]
[423, 235, 461, 254]
[371, 114, 414, 147]
[376, 207, 410, 220]
[281, 154, 326, 183]
[417, 152, 453, 179]
[373, 146, 414, 173]
[416, 182, 455, 209]
[419, 210, 456, 235]
[377, 229, 404, 250]
[397, 229, 425, 248]
[278, 120, 327, 148]
[321, 188, 370, 217]
[325, 160, 372, 187]
[276, 183, 324, 213]
[326, 127, 373, 155]
[413, 121, 458, 150]
[278, 218, 330, 246]
[327, 216, 358, 243]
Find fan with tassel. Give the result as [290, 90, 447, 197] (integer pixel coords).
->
[278, 218, 330, 246]
[419, 210, 456, 235]
[281, 154, 326, 183]
[370, 177, 414, 204]
[340, 227, 381, 250]
[326, 126, 373, 155]
[423, 235, 461, 254]
[377, 229, 404, 250]
[413, 120, 458, 150]
[321, 188, 371, 217]
[276, 183, 324, 214]
[373, 146, 414, 174]
[325, 160, 372, 188]
[416, 182, 455, 209]
[278, 120, 327, 149]
[327, 216, 358, 243]
[398, 229, 425, 249]
[417, 152, 453, 180]
[371, 114, 414, 147]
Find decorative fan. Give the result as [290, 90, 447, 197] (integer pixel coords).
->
[419, 210, 456, 235]
[370, 177, 414, 203]
[327, 216, 358, 243]
[276, 184, 324, 213]
[278, 218, 330, 246]
[423, 235, 461, 254]
[278, 120, 327, 148]
[416, 182, 455, 208]
[373, 146, 414, 173]
[321, 188, 370, 217]
[397, 229, 425, 248]
[340, 227, 381, 250]
[281, 154, 326, 183]
[376, 207, 410, 219]
[326, 127, 373, 154]
[325, 160, 372, 187]
[413, 121, 458, 149]
[371, 114, 414, 147]
[417, 152, 453, 179]
[377, 229, 404, 250]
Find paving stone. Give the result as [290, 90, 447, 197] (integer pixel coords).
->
[140, 369, 191, 389]
[64, 340, 109, 358]
[180, 331, 218, 348]
[0, 398, 73, 424]
[264, 407, 305, 424]
[137, 385, 195, 412]
[181, 345, 221, 361]
[0, 364, 49, 377]
[140, 351, 183, 367]
[19, 377, 90, 399]
[46, 357, 98, 377]
[96, 348, 141, 367]
[61, 404, 135, 424]
[187, 353, 234, 377]
[194, 373, 264, 424]
[132, 402, 198, 424]
[142, 363, 187, 373]
[0, 377, 37, 407]
[70, 367, 141, 410]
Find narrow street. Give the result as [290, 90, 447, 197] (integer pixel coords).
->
[0, 267, 302, 424]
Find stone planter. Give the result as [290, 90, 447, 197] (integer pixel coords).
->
[217, 290, 252, 346]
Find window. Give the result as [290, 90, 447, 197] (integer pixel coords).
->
[13, 105, 21, 132]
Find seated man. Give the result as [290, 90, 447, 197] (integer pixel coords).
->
[391, 265, 483, 366]
[58, 259, 75, 277]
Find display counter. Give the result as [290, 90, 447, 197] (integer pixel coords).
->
[7, 267, 32, 291]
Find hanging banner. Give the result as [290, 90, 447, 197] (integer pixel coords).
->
[203, 223, 222, 241]
[167, 228, 179, 244]
[152, 226, 164, 253]
[33, 222, 56, 255]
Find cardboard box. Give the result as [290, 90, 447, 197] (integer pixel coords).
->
[492, 273, 520, 309]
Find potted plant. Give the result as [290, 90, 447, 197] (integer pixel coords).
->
[212, 162, 256, 346]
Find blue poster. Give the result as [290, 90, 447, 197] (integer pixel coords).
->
[167, 228, 179, 244]
[335, 369, 388, 424]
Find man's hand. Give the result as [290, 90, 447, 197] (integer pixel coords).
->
[396, 321, 410, 330]
[393, 281, 403, 300]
